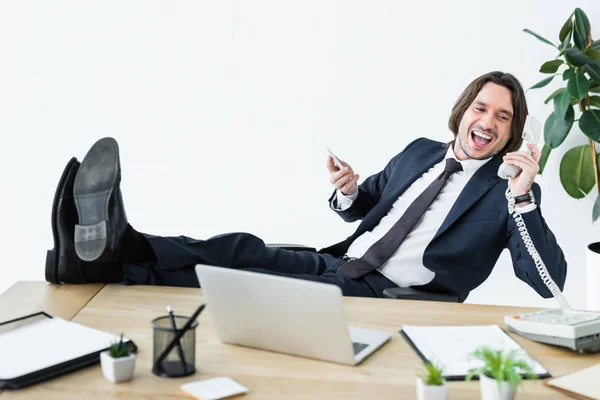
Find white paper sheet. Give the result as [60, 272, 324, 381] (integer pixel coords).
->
[181, 377, 249, 400]
[0, 317, 122, 380]
[402, 325, 548, 377]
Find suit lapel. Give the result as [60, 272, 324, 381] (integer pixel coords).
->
[432, 156, 503, 241]
[385, 143, 447, 203]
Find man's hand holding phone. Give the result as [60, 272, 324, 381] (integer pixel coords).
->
[503, 143, 541, 197]
[326, 155, 360, 196]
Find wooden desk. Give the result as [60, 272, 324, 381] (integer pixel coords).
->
[2, 282, 599, 399]
[0, 281, 104, 323]
[0, 282, 105, 396]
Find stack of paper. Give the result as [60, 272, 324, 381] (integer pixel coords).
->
[401, 325, 549, 379]
[0, 316, 122, 382]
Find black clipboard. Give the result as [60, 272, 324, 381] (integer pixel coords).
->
[399, 328, 551, 381]
[0, 312, 137, 389]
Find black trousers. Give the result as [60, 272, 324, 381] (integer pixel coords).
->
[122, 232, 397, 298]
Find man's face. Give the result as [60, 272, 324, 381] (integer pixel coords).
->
[454, 82, 514, 161]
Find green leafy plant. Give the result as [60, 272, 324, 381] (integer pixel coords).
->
[108, 334, 130, 358]
[465, 347, 537, 390]
[419, 362, 445, 386]
[524, 8, 600, 222]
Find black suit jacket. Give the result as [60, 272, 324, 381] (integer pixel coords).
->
[319, 138, 567, 302]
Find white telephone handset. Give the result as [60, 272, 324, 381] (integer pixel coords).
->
[499, 115, 600, 353]
[497, 115, 542, 179]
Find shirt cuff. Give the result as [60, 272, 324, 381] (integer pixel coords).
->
[331, 189, 358, 211]
[515, 203, 537, 213]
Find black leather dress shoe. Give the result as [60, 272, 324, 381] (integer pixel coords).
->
[74, 137, 128, 262]
[45, 157, 86, 283]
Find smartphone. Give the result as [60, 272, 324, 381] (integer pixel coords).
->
[318, 140, 344, 169]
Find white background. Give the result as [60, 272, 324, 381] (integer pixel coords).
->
[1, 0, 599, 309]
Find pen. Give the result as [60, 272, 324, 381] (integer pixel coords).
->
[154, 303, 206, 372]
[167, 305, 188, 374]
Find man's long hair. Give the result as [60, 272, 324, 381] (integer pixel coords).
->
[447, 71, 529, 158]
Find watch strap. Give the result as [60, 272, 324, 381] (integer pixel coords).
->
[514, 192, 532, 205]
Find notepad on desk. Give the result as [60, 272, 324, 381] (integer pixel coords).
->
[0, 312, 136, 389]
[400, 325, 550, 381]
[545, 363, 600, 400]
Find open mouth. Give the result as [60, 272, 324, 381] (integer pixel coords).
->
[470, 130, 493, 150]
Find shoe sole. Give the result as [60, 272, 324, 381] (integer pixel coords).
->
[46, 157, 79, 283]
[74, 137, 120, 262]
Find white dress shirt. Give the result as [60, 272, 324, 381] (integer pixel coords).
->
[332, 147, 536, 288]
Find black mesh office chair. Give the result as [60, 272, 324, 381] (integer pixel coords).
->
[266, 244, 458, 303]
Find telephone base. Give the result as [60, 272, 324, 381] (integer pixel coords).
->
[506, 326, 600, 353]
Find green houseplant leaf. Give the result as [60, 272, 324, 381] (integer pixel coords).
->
[593, 193, 600, 223]
[586, 61, 600, 83]
[544, 88, 566, 104]
[590, 96, 600, 108]
[587, 48, 600, 62]
[544, 106, 574, 148]
[559, 13, 573, 42]
[523, 29, 558, 49]
[554, 89, 573, 119]
[565, 47, 589, 66]
[538, 144, 552, 175]
[573, 8, 591, 50]
[561, 29, 573, 52]
[579, 110, 600, 142]
[420, 362, 445, 386]
[465, 347, 536, 390]
[560, 145, 595, 199]
[540, 60, 563, 73]
[563, 68, 575, 81]
[567, 72, 590, 100]
[529, 75, 555, 90]
[108, 334, 131, 358]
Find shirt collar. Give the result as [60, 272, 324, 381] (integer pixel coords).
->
[444, 146, 492, 177]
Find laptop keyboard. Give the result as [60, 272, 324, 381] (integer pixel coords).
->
[352, 342, 369, 355]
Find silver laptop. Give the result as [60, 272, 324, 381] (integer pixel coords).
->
[194, 264, 391, 366]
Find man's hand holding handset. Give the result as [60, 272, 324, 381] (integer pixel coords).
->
[503, 143, 541, 204]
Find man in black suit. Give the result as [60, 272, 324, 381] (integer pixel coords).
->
[46, 71, 567, 302]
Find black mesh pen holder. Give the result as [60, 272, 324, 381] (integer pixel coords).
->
[151, 315, 198, 378]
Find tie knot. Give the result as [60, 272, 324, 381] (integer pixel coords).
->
[444, 158, 463, 174]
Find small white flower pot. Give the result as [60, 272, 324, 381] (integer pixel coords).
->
[100, 351, 136, 383]
[416, 377, 449, 400]
[479, 374, 516, 400]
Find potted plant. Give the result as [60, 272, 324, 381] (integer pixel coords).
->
[524, 8, 600, 309]
[100, 334, 136, 383]
[466, 347, 537, 400]
[416, 362, 448, 400]
[524, 7, 600, 220]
